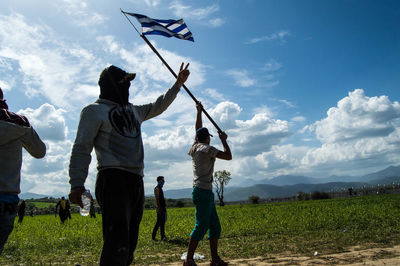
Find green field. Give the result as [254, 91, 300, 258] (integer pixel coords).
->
[30, 201, 56, 209]
[1, 194, 400, 265]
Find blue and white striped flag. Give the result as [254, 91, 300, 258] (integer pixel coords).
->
[126, 13, 194, 42]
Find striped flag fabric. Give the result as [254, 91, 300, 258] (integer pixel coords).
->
[126, 12, 194, 42]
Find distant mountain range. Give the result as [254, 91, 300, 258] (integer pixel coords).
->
[20, 165, 400, 202]
[163, 165, 400, 201]
[20, 192, 49, 200]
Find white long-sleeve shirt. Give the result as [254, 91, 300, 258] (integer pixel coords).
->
[69, 84, 180, 188]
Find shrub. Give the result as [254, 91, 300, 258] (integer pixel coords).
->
[311, 191, 330, 200]
[249, 195, 260, 204]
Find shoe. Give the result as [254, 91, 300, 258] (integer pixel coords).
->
[161, 236, 168, 241]
[183, 259, 197, 266]
[210, 257, 228, 266]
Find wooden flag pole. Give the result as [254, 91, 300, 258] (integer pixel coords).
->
[121, 9, 223, 134]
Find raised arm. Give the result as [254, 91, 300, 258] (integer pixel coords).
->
[195, 102, 203, 130]
[216, 132, 232, 160]
[141, 63, 190, 121]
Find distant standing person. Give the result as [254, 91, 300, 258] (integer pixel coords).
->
[17, 200, 26, 223]
[66, 199, 72, 220]
[55, 197, 68, 224]
[184, 102, 232, 266]
[68, 63, 190, 265]
[152, 176, 166, 241]
[0, 87, 46, 254]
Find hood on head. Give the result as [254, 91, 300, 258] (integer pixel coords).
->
[98, 65, 135, 105]
[0, 87, 8, 110]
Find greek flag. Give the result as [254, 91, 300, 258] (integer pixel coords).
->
[126, 13, 194, 42]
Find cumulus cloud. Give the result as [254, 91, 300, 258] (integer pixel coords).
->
[18, 103, 68, 142]
[307, 89, 400, 143]
[210, 101, 241, 129]
[230, 113, 292, 156]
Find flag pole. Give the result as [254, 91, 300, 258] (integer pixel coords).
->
[120, 9, 223, 134]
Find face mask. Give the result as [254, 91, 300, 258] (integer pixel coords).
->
[118, 81, 130, 105]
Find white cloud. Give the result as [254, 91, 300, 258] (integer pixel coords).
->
[170, 1, 219, 19]
[292, 116, 306, 122]
[205, 88, 225, 102]
[279, 99, 295, 108]
[246, 30, 290, 44]
[230, 113, 292, 156]
[310, 89, 400, 143]
[225, 69, 256, 87]
[210, 101, 242, 129]
[58, 0, 108, 26]
[209, 18, 225, 27]
[18, 103, 68, 142]
[144, 0, 161, 7]
[169, 1, 224, 27]
[0, 13, 102, 110]
[262, 59, 282, 72]
[96, 36, 206, 90]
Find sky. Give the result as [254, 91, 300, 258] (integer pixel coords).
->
[0, 0, 399, 196]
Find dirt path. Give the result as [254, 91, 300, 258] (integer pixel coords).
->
[164, 245, 400, 265]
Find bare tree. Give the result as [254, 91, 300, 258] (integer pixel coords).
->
[213, 170, 231, 206]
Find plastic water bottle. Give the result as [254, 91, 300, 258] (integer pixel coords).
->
[80, 190, 92, 216]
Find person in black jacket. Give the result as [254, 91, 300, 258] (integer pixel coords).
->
[55, 197, 68, 224]
[152, 176, 166, 241]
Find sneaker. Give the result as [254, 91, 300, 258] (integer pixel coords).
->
[183, 259, 197, 266]
[210, 257, 228, 266]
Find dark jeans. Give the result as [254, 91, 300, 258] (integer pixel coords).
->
[152, 209, 166, 240]
[59, 209, 67, 223]
[0, 202, 17, 255]
[95, 168, 144, 266]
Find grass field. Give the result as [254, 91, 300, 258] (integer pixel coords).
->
[30, 201, 56, 209]
[1, 193, 400, 265]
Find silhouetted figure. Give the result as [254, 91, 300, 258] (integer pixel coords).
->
[17, 200, 26, 223]
[66, 199, 72, 220]
[68, 63, 190, 265]
[0, 87, 46, 254]
[55, 197, 68, 224]
[184, 102, 232, 266]
[152, 176, 166, 241]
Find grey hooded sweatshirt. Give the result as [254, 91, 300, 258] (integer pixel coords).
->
[0, 120, 46, 194]
[68, 84, 181, 188]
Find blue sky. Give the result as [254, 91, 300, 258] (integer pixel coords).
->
[0, 0, 399, 196]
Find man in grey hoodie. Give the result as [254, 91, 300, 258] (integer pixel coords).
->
[68, 63, 190, 265]
[0, 87, 46, 254]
